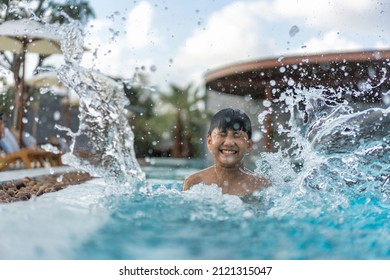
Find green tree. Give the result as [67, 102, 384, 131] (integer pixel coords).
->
[160, 83, 210, 158]
[120, 73, 162, 158]
[0, 0, 94, 24]
[120, 78, 210, 159]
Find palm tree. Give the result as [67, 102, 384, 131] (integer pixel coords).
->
[160, 83, 210, 158]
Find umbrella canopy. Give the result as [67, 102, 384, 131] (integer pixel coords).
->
[0, 19, 62, 146]
[26, 71, 80, 105]
[0, 19, 62, 54]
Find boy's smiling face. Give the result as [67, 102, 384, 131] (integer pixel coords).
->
[207, 128, 253, 168]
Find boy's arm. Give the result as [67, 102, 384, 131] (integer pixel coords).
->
[181, 172, 202, 191]
[181, 178, 191, 191]
[182, 168, 210, 191]
[182, 175, 196, 191]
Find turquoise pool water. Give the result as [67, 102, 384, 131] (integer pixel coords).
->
[73, 181, 390, 260]
[1, 159, 389, 260]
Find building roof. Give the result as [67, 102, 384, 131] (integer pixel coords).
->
[204, 49, 390, 101]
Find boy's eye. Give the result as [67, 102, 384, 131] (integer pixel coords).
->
[234, 132, 248, 140]
[213, 131, 247, 140]
[216, 132, 227, 137]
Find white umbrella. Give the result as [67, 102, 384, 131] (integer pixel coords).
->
[26, 71, 64, 89]
[0, 18, 62, 146]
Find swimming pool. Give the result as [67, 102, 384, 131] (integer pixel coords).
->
[1, 147, 389, 260]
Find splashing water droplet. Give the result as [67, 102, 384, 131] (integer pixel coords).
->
[40, 88, 50, 94]
[289, 25, 299, 37]
[263, 100, 272, 107]
[53, 111, 61, 121]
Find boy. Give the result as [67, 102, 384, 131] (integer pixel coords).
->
[182, 108, 270, 195]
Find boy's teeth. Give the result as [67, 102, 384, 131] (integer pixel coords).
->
[221, 150, 236, 154]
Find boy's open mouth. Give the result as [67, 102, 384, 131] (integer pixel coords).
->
[219, 149, 238, 155]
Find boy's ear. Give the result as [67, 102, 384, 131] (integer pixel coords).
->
[206, 134, 212, 144]
[206, 134, 213, 150]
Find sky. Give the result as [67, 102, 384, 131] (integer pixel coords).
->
[10, 0, 390, 93]
[78, 0, 390, 92]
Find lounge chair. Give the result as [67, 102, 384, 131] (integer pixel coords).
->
[0, 128, 62, 171]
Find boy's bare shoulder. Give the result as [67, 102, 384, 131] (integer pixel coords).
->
[182, 167, 214, 191]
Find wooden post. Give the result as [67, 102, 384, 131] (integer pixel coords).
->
[17, 40, 28, 147]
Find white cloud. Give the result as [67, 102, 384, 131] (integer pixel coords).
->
[170, 0, 389, 89]
[295, 30, 362, 54]
[274, 0, 380, 31]
[174, 1, 276, 72]
[125, 1, 162, 49]
[77, 1, 165, 81]
[75, 0, 389, 91]
[84, 19, 112, 51]
[273, 0, 390, 53]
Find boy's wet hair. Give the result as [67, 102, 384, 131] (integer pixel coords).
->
[208, 108, 252, 139]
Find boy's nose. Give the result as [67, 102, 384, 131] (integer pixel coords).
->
[223, 132, 236, 144]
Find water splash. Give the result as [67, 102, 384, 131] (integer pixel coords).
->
[52, 19, 145, 188]
[255, 77, 390, 218]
